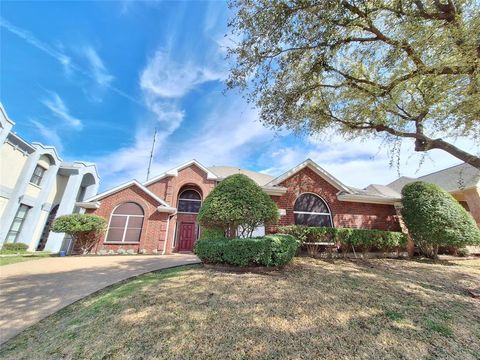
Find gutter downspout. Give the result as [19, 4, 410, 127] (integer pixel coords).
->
[162, 211, 176, 255]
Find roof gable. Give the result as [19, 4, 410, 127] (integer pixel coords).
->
[84, 180, 171, 208]
[266, 159, 351, 193]
[143, 159, 218, 186]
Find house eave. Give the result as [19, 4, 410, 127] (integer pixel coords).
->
[337, 194, 400, 205]
[448, 185, 479, 194]
[76, 201, 101, 209]
[157, 206, 177, 214]
[262, 186, 288, 196]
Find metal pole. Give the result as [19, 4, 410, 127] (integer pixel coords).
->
[146, 127, 157, 181]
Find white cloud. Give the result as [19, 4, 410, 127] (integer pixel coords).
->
[260, 133, 479, 189]
[82, 46, 114, 88]
[1, 17, 140, 105]
[29, 119, 64, 153]
[140, 50, 226, 98]
[0, 17, 72, 72]
[96, 92, 273, 190]
[42, 92, 83, 129]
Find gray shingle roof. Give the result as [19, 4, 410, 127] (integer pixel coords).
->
[386, 163, 480, 193]
[208, 166, 274, 186]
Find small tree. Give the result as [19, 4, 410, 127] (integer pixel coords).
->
[401, 181, 480, 258]
[197, 174, 279, 238]
[51, 214, 107, 255]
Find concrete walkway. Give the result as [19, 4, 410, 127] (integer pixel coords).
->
[0, 254, 200, 344]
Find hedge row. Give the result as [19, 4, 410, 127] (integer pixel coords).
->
[1, 243, 29, 253]
[278, 225, 407, 252]
[194, 234, 298, 267]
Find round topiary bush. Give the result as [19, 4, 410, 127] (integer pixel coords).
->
[52, 214, 107, 255]
[197, 174, 279, 238]
[401, 181, 480, 258]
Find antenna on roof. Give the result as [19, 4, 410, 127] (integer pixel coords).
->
[146, 127, 157, 181]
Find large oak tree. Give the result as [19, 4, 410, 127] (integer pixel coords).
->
[227, 0, 480, 168]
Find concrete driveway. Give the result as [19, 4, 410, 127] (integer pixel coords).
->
[0, 254, 200, 344]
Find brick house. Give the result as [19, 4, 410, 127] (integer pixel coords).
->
[78, 159, 480, 254]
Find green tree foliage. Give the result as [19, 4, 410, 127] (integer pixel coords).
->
[401, 181, 480, 258]
[52, 214, 107, 255]
[197, 174, 279, 238]
[227, 0, 480, 168]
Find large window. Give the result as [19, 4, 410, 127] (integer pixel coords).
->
[293, 193, 333, 227]
[6, 204, 31, 243]
[177, 189, 202, 213]
[30, 165, 46, 186]
[105, 202, 144, 243]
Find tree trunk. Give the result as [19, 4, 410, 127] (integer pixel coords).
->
[416, 138, 480, 169]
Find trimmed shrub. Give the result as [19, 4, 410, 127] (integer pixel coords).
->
[52, 214, 107, 255]
[278, 225, 308, 245]
[279, 225, 406, 254]
[268, 234, 299, 266]
[194, 234, 298, 267]
[198, 174, 279, 238]
[401, 181, 480, 258]
[1, 242, 29, 253]
[338, 228, 407, 253]
[199, 228, 226, 241]
[457, 248, 470, 257]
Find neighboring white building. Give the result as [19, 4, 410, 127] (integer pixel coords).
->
[0, 104, 100, 253]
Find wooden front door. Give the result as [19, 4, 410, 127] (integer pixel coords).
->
[178, 222, 196, 251]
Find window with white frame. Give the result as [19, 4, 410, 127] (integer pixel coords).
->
[6, 204, 31, 243]
[105, 202, 144, 243]
[30, 165, 46, 186]
[177, 189, 202, 213]
[293, 193, 333, 227]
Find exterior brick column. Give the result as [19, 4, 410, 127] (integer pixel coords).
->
[464, 188, 480, 225]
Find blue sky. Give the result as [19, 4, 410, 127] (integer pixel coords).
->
[1, 1, 476, 191]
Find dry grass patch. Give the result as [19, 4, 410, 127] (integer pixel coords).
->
[1, 258, 479, 359]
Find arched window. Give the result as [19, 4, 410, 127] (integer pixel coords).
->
[294, 193, 333, 227]
[177, 189, 202, 213]
[106, 202, 144, 243]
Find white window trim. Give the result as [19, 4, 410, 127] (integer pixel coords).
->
[104, 204, 144, 244]
[30, 165, 46, 187]
[7, 204, 31, 243]
[293, 210, 331, 216]
[293, 192, 334, 227]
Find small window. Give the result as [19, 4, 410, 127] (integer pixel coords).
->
[105, 202, 144, 243]
[293, 193, 333, 227]
[178, 189, 202, 213]
[30, 165, 46, 186]
[6, 204, 31, 243]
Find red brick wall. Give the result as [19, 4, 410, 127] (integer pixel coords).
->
[149, 165, 216, 253]
[268, 167, 400, 232]
[88, 185, 169, 254]
[89, 164, 400, 254]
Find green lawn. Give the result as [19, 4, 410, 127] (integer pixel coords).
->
[0, 253, 51, 266]
[1, 258, 479, 359]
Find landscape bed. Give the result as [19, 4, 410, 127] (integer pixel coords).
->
[1, 258, 479, 359]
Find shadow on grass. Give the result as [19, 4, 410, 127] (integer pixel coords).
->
[1, 257, 479, 359]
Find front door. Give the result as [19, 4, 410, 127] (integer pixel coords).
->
[178, 222, 196, 252]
